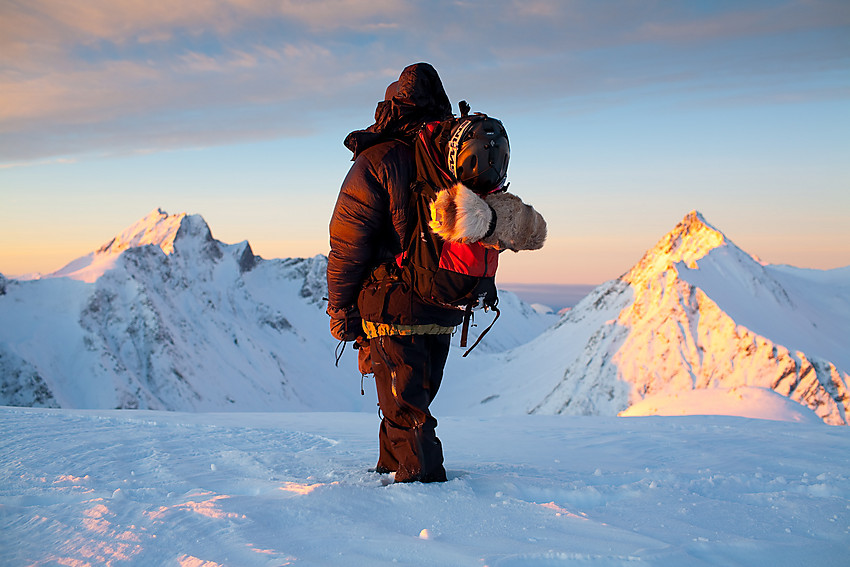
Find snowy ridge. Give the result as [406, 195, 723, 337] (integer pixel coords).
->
[0, 209, 551, 412]
[438, 211, 850, 426]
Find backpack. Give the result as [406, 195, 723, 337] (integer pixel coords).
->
[396, 115, 503, 355]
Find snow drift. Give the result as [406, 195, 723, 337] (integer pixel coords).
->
[2, 407, 848, 566]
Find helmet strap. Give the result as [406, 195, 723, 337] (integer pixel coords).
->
[447, 117, 475, 180]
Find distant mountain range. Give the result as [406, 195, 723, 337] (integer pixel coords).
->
[496, 283, 597, 312]
[0, 209, 553, 412]
[438, 211, 849, 426]
[1, 209, 847, 424]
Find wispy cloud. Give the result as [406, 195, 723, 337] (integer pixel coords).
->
[1, 0, 846, 162]
[0, 157, 77, 170]
[633, 0, 850, 43]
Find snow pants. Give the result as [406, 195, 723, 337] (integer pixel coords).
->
[370, 333, 451, 483]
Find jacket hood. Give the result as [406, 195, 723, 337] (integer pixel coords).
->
[345, 63, 452, 158]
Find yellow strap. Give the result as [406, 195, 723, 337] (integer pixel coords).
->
[362, 320, 455, 339]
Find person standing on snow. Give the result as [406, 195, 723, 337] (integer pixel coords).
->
[327, 63, 546, 483]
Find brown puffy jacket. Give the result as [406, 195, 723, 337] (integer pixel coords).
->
[327, 138, 413, 311]
[327, 63, 463, 327]
[328, 136, 468, 327]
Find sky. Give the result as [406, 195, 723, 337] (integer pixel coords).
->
[1, 0, 848, 285]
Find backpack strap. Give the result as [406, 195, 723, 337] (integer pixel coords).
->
[416, 122, 455, 186]
[459, 303, 473, 348]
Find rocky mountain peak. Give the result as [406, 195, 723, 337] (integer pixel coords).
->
[97, 208, 195, 257]
[624, 210, 730, 286]
[48, 209, 219, 282]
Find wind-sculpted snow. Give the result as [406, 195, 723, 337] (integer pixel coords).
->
[439, 211, 850, 425]
[1, 408, 848, 566]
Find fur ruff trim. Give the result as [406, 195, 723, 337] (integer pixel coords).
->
[428, 183, 547, 252]
[482, 191, 547, 252]
[428, 183, 494, 243]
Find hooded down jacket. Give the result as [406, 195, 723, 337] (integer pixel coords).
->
[327, 63, 461, 326]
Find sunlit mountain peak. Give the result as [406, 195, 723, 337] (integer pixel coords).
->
[440, 211, 850, 426]
[97, 208, 188, 257]
[47, 208, 217, 283]
[624, 210, 732, 285]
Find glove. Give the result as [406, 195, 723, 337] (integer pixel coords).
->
[327, 305, 363, 342]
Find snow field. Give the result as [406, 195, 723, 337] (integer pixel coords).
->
[2, 407, 848, 566]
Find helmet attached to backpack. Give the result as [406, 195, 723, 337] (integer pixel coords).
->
[446, 106, 509, 195]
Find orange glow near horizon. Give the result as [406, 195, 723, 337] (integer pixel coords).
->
[2, 223, 849, 285]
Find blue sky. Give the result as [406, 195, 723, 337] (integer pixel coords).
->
[1, 0, 848, 284]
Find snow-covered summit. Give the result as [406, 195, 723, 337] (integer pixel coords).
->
[625, 210, 728, 285]
[98, 208, 190, 256]
[47, 208, 223, 283]
[438, 211, 850, 426]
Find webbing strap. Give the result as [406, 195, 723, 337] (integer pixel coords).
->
[334, 339, 346, 367]
[462, 306, 500, 358]
[459, 303, 473, 348]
